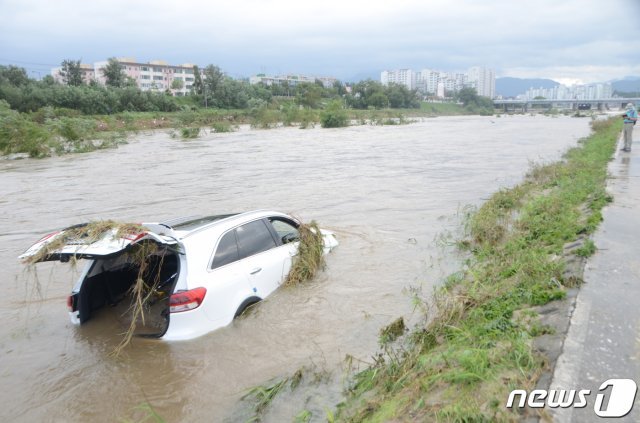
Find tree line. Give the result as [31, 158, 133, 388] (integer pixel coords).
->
[0, 59, 424, 115]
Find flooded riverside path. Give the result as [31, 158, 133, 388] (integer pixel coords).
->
[0, 115, 592, 422]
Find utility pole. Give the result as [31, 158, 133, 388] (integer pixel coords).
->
[204, 81, 208, 108]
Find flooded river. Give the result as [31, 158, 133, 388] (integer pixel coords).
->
[0, 115, 591, 422]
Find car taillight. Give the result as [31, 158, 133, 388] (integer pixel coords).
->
[169, 287, 207, 313]
[66, 295, 74, 311]
[122, 232, 146, 242]
[39, 231, 61, 243]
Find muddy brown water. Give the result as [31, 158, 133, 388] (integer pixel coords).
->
[0, 115, 592, 422]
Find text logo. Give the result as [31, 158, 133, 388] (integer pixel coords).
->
[506, 379, 637, 417]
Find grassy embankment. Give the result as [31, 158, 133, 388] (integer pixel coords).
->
[335, 117, 621, 422]
[1, 101, 474, 158]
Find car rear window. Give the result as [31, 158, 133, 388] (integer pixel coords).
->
[236, 220, 277, 259]
[211, 230, 239, 269]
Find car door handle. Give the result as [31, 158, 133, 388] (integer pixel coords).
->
[250, 267, 262, 275]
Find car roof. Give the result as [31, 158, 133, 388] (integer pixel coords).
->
[158, 210, 295, 239]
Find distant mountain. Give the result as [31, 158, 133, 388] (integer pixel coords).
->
[496, 77, 559, 98]
[346, 71, 380, 83]
[612, 77, 640, 94]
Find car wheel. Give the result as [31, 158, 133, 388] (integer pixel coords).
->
[234, 296, 262, 318]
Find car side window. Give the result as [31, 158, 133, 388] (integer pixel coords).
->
[236, 220, 277, 259]
[269, 218, 300, 244]
[211, 230, 239, 269]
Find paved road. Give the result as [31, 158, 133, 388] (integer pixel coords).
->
[550, 128, 640, 422]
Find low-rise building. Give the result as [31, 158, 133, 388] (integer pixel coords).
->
[51, 57, 199, 96]
[249, 74, 337, 88]
[51, 63, 96, 85]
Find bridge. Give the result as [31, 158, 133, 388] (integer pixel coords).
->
[493, 98, 640, 112]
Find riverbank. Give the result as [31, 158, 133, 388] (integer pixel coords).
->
[335, 117, 621, 421]
[0, 101, 457, 158]
[1, 101, 503, 159]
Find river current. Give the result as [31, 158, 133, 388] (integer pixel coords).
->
[0, 115, 591, 422]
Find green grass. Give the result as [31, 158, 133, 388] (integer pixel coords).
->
[335, 117, 621, 422]
[574, 239, 597, 257]
[1, 99, 492, 158]
[420, 102, 468, 115]
[242, 369, 304, 422]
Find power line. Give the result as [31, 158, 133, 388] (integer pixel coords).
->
[0, 58, 58, 67]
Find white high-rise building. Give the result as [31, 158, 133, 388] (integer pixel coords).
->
[384, 66, 494, 98]
[381, 69, 416, 90]
[416, 69, 441, 94]
[524, 82, 613, 100]
[467, 66, 495, 98]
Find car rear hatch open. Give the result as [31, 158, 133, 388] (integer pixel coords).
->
[19, 221, 182, 338]
[19, 222, 179, 263]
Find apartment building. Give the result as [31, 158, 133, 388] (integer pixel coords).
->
[94, 58, 197, 95]
[467, 66, 495, 98]
[416, 69, 440, 94]
[384, 66, 493, 98]
[249, 74, 337, 88]
[524, 82, 613, 101]
[381, 69, 416, 90]
[51, 57, 198, 95]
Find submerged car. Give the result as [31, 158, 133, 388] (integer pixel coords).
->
[19, 210, 338, 341]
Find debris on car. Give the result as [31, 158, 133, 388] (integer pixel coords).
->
[19, 211, 338, 345]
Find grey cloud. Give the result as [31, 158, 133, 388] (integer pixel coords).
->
[1, 0, 638, 82]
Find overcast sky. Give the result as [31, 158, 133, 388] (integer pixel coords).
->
[1, 0, 639, 84]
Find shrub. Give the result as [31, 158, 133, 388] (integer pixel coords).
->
[0, 100, 52, 157]
[320, 100, 348, 128]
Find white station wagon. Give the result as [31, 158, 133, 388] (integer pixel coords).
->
[20, 210, 338, 341]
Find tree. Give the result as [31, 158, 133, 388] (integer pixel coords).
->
[171, 79, 184, 90]
[385, 83, 420, 108]
[295, 82, 323, 108]
[456, 87, 480, 107]
[41, 75, 55, 85]
[101, 58, 126, 88]
[455, 87, 494, 113]
[332, 80, 347, 96]
[0, 65, 30, 87]
[60, 59, 83, 86]
[368, 91, 389, 109]
[214, 78, 249, 108]
[192, 65, 203, 95]
[203, 65, 224, 96]
[346, 79, 388, 109]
